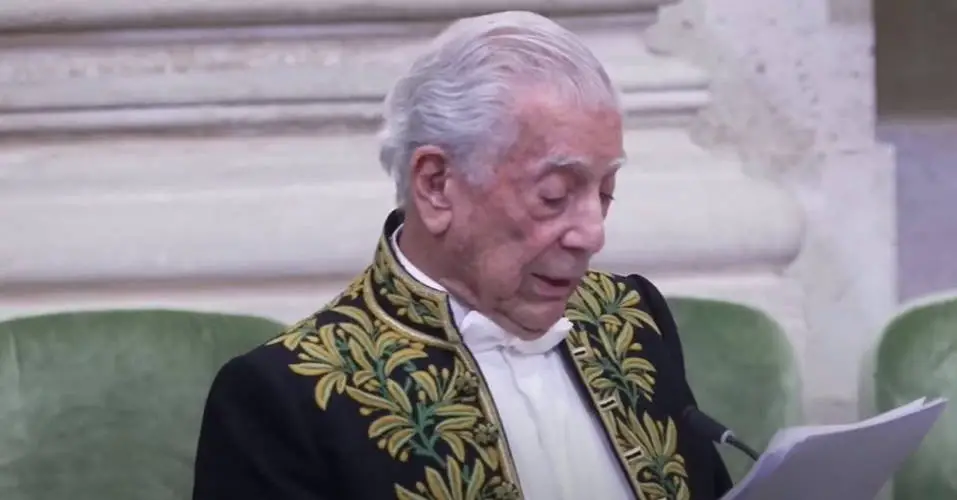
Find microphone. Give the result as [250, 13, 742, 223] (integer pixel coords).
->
[682, 406, 761, 461]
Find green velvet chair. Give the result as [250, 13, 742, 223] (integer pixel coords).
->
[667, 296, 803, 482]
[0, 309, 286, 500]
[871, 293, 957, 499]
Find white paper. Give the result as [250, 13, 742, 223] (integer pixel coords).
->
[721, 397, 948, 500]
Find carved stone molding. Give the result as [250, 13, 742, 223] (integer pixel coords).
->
[0, 11, 705, 136]
[0, 134, 802, 288]
[0, 0, 670, 31]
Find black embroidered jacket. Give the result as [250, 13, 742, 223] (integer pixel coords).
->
[192, 211, 732, 500]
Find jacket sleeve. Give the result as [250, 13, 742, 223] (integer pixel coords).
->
[192, 354, 334, 499]
[631, 273, 735, 497]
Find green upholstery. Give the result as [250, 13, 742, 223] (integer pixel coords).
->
[0, 309, 285, 500]
[872, 294, 957, 499]
[667, 297, 803, 482]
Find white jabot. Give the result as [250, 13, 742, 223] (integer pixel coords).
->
[390, 226, 634, 500]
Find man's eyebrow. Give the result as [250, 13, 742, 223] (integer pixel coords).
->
[538, 155, 628, 175]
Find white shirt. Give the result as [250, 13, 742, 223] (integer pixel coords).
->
[391, 228, 633, 500]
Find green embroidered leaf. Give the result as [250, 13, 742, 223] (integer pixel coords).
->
[462, 434, 500, 471]
[622, 307, 660, 334]
[443, 433, 468, 462]
[435, 416, 475, 433]
[394, 486, 429, 500]
[591, 378, 617, 391]
[466, 460, 486, 500]
[663, 459, 687, 478]
[434, 404, 483, 418]
[643, 412, 664, 454]
[369, 415, 412, 439]
[622, 357, 656, 373]
[340, 322, 376, 352]
[345, 386, 399, 413]
[317, 324, 340, 353]
[369, 414, 410, 439]
[289, 362, 333, 377]
[676, 481, 692, 500]
[300, 341, 337, 364]
[599, 273, 617, 300]
[615, 321, 636, 355]
[662, 417, 678, 456]
[334, 305, 375, 332]
[563, 309, 591, 323]
[583, 365, 604, 383]
[581, 272, 605, 298]
[446, 458, 463, 497]
[580, 289, 603, 319]
[386, 379, 414, 415]
[348, 338, 374, 372]
[313, 372, 347, 410]
[352, 369, 376, 387]
[641, 482, 668, 498]
[385, 348, 428, 374]
[601, 315, 624, 332]
[268, 325, 311, 350]
[424, 466, 454, 500]
[386, 427, 416, 457]
[410, 371, 440, 402]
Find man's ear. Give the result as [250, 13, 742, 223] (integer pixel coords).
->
[408, 145, 454, 234]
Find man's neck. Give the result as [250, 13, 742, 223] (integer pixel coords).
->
[395, 215, 561, 341]
[393, 219, 571, 352]
[395, 220, 451, 290]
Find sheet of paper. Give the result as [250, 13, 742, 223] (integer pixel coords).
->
[721, 397, 947, 500]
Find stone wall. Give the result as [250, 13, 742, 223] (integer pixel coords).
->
[649, 0, 896, 422]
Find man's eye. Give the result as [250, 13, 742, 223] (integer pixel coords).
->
[541, 193, 568, 207]
[600, 192, 615, 203]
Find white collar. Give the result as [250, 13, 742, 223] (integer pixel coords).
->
[390, 226, 572, 355]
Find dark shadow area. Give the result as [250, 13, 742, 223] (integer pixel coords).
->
[875, 0, 957, 302]
[876, 0, 957, 116]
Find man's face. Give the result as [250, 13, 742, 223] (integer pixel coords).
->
[442, 88, 624, 337]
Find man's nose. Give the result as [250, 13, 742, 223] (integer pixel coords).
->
[562, 203, 606, 255]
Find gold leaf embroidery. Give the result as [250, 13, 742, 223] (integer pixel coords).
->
[273, 235, 697, 500]
[395, 457, 520, 500]
[565, 271, 690, 500]
[275, 281, 513, 498]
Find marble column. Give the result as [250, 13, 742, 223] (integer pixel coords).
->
[0, 0, 806, 374]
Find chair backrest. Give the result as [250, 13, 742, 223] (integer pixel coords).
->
[667, 296, 803, 482]
[872, 293, 957, 499]
[0, 309, 286, 500]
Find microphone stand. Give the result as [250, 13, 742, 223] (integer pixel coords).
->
[683, 406, 761, 461]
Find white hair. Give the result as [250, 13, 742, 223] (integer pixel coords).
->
[378, 10, 621, 207]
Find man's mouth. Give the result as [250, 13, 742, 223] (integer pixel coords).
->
[534, 274, 572, 287]
[531, 274, 577, 294]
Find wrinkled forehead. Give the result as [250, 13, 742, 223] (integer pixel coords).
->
[502, 89, 625, 174]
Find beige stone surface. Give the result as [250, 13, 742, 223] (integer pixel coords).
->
[0, 0, 900, 427]
[0, 0, 664, 30]
[649, 0, 896, 422]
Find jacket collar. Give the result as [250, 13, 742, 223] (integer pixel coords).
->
[367, 210, 462, 344]
[369, 210, 571, 353]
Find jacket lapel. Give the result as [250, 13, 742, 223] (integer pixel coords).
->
[562, 272, 692, 500]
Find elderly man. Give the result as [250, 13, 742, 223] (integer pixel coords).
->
[192, 10, 732, 500]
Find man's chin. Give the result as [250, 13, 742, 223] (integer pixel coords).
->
[507, 304, 568, 337]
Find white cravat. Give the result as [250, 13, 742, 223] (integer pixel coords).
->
[391, 228, 633, 500]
